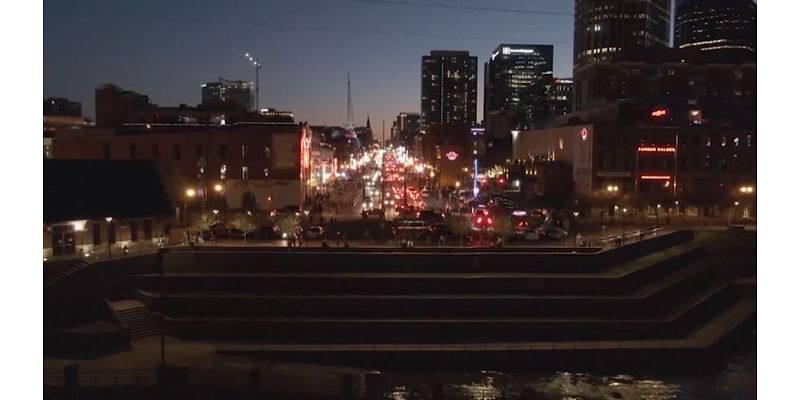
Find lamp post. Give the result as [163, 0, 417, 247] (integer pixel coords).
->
[245, 53, 262, 111]
[184, 188, 196, 227]
[656, 204, 661, 224]
[622, 208, 628, 245]
[105, 217, 113, 258]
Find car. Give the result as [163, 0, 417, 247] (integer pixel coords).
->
[535, 224, 569, 241]
[271, 205, 305, 218]
[254, 225, 281, 240]
[362, 208, 385, 219]
[416, 210, 444, 223]
[306, 226, 325, 239]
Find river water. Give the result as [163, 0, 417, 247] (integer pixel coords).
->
[376, 335, 755, 400]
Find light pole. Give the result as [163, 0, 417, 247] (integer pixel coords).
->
[245, 53, 262, 111]
[656, 204, 661, 224]
[622, 208, 628, 244]
[184, 188, 196, 227]
[105, 217, 113, 258]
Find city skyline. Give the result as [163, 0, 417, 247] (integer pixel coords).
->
[44, 0, 574, 128]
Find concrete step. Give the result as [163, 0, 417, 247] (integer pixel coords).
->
[132, 247, 704, 296]
[111, 300, 159, 340]
[211, 299, 755, 368]
[161, 231, 695, 275]
[162, 281, 733, 342]
[138, 260, 718, 319]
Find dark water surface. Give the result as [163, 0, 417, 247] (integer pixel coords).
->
[376, 337, 755, 399]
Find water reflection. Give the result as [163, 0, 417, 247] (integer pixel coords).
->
[379, 346, 755, 400]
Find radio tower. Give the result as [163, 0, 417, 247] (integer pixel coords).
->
[345, 71, 354, 130]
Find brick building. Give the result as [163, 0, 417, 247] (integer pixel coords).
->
[52, 123, 312, 212]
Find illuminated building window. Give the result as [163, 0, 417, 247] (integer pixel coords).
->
[242, 166, 249, 180]
[706, 137, 712, 147]
[264, 146, 271, 159]
[746, 134, 752, 147]
[241, 145, 247, 160]
[733, 137, 740, 147]
[220, 164, 227, 180]
[263, 168, 269, 178]
[721, 136, 727, 147]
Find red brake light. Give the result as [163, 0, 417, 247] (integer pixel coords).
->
[477, 217, 483, 224]
[487, 218, 493, 225]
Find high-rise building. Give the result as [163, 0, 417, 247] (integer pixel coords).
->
[44, 97, 82, 117]
[573, 0, 670, 69]
[675, 0, 756, 56]
[484, 44, 554, 137]
[393, 112, 421, 146]
[201, 78, 255, 111]
[549, 78, 573, 117]
[421, 50, 478, 129]
[573, 0, 671, 111]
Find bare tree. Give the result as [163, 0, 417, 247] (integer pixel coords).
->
[230, 213, 257, 242]
[275, 214, 301, 238]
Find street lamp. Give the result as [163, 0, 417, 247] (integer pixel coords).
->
[184, 189, 196, 226]
[213, 183, 223, 193]
[622, 208, 628, 244]
[105, 217, 113, 258]
[656, 204, 662, 223]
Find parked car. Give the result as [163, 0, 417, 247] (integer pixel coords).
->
[535, 224, 569, 241]
[362, 208, 384, 219]
[306, 226, 325, 239]
[271, 205, 304, 218]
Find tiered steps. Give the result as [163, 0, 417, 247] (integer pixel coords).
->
[130, 230, 755, 366]
[111, 300, 159, 339]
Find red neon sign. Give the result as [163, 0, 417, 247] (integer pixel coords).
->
[650, 108, 669, 118]
[640, 175, 672, 180]
[445, 151, 459, 161]
[637, 146, 676, 153]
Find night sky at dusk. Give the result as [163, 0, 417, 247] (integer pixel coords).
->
[44, 0, 573, 133]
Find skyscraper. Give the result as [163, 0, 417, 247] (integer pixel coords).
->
[548, 78, 573, 117]
[421, 50, 478, 129]
[675, 0, 756, 56]
[201, 78, 255, 111]
[573, 0, 671, 111]
[392, 112, 421, 146]
[484, 44, 554, 137]
[573, 0, 670, 69]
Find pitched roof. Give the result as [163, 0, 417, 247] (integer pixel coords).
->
[44, 159, 173, 223]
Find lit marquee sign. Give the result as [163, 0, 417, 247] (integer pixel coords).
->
[640, 175, 672, 180]
[445, 151, 459, 161]
[637, 146, 676, 153]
